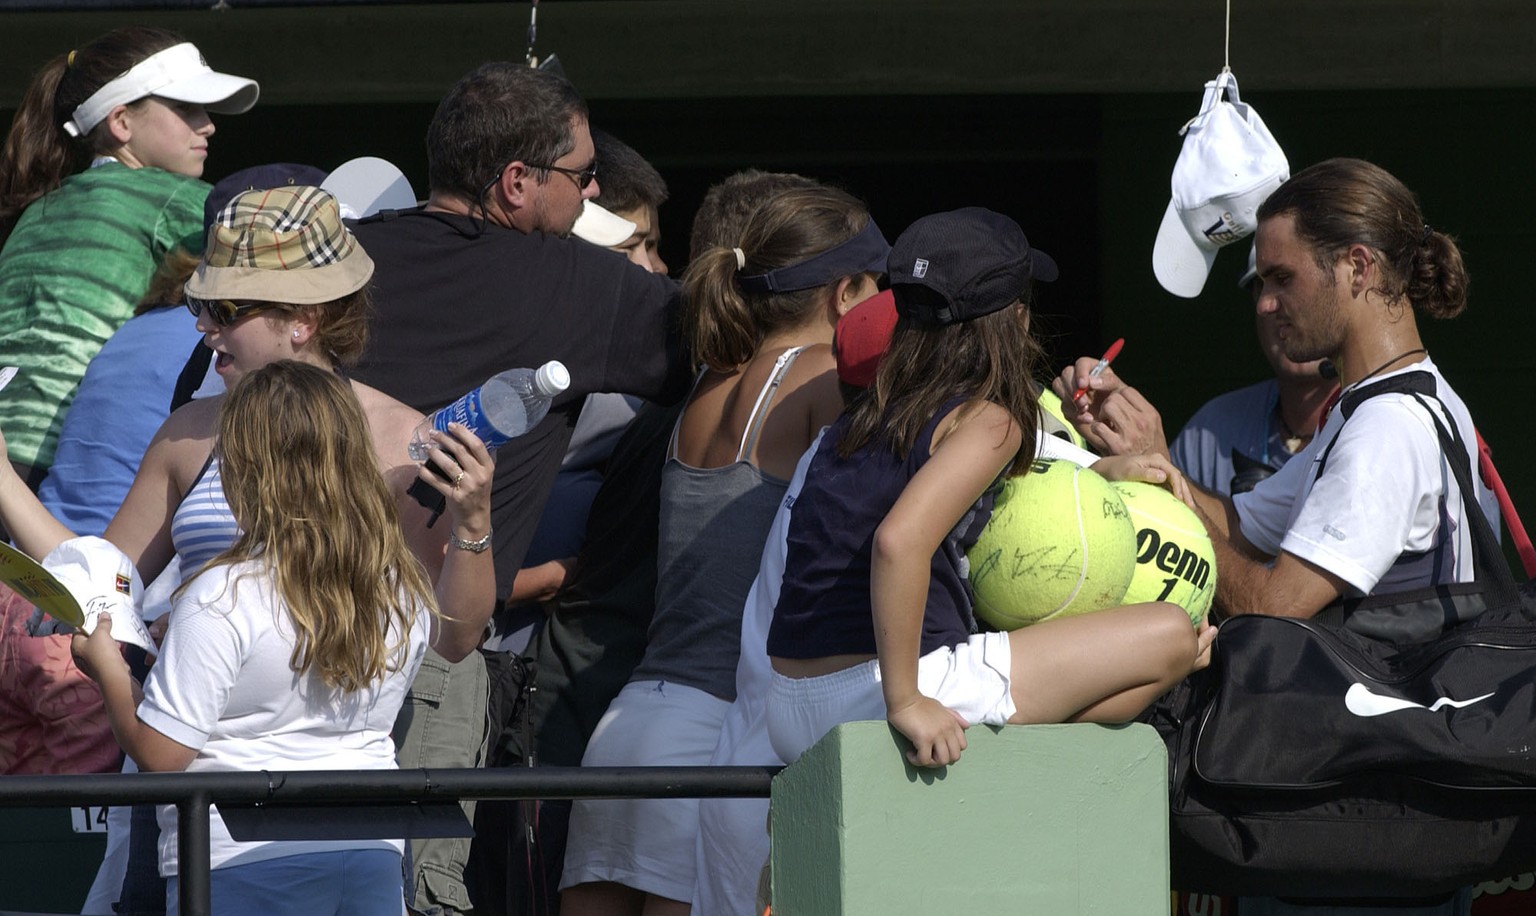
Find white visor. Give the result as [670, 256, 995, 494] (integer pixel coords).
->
[64, 43, 259, 138]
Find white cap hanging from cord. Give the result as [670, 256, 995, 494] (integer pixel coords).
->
[1151, 1, 1290, 298]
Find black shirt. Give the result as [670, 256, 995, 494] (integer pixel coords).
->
[349, 208, 689, 600]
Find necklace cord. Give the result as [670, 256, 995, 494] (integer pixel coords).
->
[1347, 347, 1428, 391]
[1276, 406, 1310, 443]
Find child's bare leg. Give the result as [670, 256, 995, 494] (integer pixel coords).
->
[1005, 602, 1202, 726]
[1075, 613, 1216, 720]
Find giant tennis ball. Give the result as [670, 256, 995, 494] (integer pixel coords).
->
[1111, 481, 1216, 626]
[967, 459, 1136, 630]
[1035, 387, 1087, 449]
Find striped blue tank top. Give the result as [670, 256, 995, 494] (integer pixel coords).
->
[170, 456, 241, 574]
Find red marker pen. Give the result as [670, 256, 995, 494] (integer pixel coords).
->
[1072, 337, 1124, 402]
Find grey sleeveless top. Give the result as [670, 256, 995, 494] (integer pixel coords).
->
[629, 347, 806, 701]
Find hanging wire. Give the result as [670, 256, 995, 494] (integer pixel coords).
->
[525, 0, 540, 67]
[1223, 0, 1232, 73]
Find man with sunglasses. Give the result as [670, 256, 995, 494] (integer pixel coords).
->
[346, 62, 689, 916]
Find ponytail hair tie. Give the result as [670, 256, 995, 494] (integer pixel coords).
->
[732, 247, 746, 271]
[67, 50, 77, 67]
[1421, 223, 1434, 244]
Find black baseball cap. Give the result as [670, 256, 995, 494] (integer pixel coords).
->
[203, 163, 328, 231]
[888, 207, 1058, 326]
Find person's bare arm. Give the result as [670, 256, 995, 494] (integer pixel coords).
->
[873, 401, 1021, 768]
[1206, 534, 1347, 620]
[510, 558, 578, 607]
[71, 615, 198, 772]
[0, 458, 73, 559]
[359, 378, 500, 663]
[102, 399, 220, 581]
[396, 422, 497, 663]
[1181, 486, 1343, 619]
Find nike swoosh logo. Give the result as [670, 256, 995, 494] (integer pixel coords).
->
[1345, 682, 1495, 717]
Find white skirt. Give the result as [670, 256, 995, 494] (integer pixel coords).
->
[560, 679, 729, 902]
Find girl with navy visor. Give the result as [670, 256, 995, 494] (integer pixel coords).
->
[560, 183, 888, 916]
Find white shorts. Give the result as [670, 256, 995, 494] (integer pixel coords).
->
[766, 630, 1015, 764]
[560, 679, 729, 901]
[693, 696, 781, 916]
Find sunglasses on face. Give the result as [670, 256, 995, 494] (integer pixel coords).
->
[184, 295, 273, 327]
[526, 161, 598, 190]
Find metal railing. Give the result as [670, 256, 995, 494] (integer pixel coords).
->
[0, 765, 779, 916]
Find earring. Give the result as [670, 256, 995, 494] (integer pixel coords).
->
[292, 330, 301, 340]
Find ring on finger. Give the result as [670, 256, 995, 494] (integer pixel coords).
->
[454, 470, 465, 486]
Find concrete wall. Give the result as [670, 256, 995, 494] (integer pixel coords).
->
[770, 721, 1169, 915]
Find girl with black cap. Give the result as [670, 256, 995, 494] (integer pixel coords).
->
[764, 207, 1216, 770]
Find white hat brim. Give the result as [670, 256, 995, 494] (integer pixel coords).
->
[322, 157, 418, 219]
[1153, 200, 1220, 299]
[571, 201, 638, 248]
[156, 70, 259, 115]
[1238, 242, 1259, 289]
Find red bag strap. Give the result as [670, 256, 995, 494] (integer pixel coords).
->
[1476, 429, 1536, 578]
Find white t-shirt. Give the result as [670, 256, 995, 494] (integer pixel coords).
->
[1234, 359, 1496, 597]
[139, 558, 431, 876]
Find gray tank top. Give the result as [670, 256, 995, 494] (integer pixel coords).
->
[629, 347, 806, 701]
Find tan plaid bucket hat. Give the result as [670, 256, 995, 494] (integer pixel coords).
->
[184, 185, 374, 305]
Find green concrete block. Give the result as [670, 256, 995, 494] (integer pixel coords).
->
[770, 721, 1168, 916]
[0, 807, 107, 913]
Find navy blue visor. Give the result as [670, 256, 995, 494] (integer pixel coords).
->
[737, 219, 890, 294]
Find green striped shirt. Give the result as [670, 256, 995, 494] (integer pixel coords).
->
[0, 163, 208, 469]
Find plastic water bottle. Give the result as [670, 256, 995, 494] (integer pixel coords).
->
[408, 360, 571, 461]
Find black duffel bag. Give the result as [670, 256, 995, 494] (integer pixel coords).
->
[1145, 371, 1536, 898]
[1154, 606, 1536, 898]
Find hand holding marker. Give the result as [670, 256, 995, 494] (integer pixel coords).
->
[1072, 338, 1124, 404]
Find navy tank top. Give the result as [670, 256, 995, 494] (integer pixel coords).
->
[767, 397, 998, 659]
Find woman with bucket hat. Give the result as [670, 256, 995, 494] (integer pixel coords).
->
[0, 185, 496, 915]
[0, 185, 497, 659]
[0, 26, 258, 489]
[0, 183, 497, 916]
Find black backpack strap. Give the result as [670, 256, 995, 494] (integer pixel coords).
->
[1398, 389, 1518, 608]
[353, 204, 498, 241]
[1314, 370, 1516, 613]
[1312, 370, 1437, 477]
[169, 341, 214, 412]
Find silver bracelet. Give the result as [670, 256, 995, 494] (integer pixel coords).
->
[449, 529, 493, 554]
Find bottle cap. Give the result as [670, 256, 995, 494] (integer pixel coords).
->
[535, 360, 571, 397]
